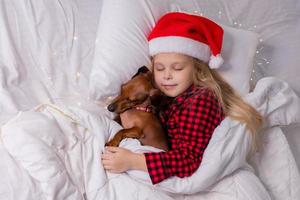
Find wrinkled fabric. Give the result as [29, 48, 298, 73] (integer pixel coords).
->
[1, 78, 300, 200]
[0, 0, 300, 199]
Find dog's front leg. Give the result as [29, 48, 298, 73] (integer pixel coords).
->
[105, 127, 142, 147]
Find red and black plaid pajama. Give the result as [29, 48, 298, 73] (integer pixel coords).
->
[144, 85, 224, 184]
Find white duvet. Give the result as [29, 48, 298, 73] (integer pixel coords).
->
[0, 0, 300, 199]
[1, 77, 300, 200]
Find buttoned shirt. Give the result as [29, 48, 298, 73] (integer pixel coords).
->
[144, 85, 224, 184]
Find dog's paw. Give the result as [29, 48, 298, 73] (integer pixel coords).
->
[105, 140, 119, 147]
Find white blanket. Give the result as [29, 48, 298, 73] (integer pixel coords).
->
[1, 77, 300, 200]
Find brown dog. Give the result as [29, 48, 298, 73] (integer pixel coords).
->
[105, 66, 169, 151]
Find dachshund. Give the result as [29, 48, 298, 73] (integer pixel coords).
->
[105, 66, 169, 151]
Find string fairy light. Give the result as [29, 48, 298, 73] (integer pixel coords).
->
[187, 7, 270, 92]
[76, 72, 81, 81]
[40, 7, 271, 110]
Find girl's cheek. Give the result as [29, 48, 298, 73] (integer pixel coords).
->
[153, 74, 160, 83]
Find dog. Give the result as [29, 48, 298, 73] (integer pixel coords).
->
[105, 66, 169, 151]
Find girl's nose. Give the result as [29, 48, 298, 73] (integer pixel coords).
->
[163, 69, 172, 80]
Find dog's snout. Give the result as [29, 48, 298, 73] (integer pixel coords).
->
[107, 103, 117, 112]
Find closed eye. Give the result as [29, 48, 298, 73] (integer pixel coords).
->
[127, 93, 148, 104]
[135, 93, 148, 101]
[174, 67, 184, 71]
[153, 63, 165, 71]
[173, 65, 184, 71]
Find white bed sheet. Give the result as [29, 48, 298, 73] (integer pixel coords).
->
[0, 0, 300, 199]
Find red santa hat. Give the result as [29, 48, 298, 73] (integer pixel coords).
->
[148, 12, 224, 69]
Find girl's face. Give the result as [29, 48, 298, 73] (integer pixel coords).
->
[153, 53, 194, 97]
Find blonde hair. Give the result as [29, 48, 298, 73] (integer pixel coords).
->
[192, 59, 263, 149]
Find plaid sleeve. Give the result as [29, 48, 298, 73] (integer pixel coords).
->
[144, 91, 223, 184]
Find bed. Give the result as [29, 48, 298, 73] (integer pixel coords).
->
[0, 0, 300, 199]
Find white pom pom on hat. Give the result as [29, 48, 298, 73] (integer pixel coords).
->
[148, 12, 224, 69]
[209, 54, 224, 69]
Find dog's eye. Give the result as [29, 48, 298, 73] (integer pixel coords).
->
[136, 93, 148, 101]
[127, 97, 138, 102]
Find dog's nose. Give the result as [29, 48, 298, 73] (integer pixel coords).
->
[107, 103, 116, 112]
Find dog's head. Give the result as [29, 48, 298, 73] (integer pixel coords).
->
[107, 66, 161, 114]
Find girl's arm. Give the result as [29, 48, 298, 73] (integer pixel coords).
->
[102, 90, 223, 184]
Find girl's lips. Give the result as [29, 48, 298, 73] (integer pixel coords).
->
[162, 84, 177, 90]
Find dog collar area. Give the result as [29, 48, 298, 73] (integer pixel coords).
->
[133, 105, 153, 113]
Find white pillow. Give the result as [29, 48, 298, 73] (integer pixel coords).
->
[89, 0, 259, 100]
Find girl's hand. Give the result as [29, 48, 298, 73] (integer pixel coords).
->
[102, 147, 132, 173]
[101, 146, 147, 173]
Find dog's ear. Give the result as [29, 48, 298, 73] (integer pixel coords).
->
[131, 66, 150, 79]
[137, 66, 149, 74]
[149, 88, 163, 106]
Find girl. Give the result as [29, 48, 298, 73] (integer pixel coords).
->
[102, 12, 262, 184]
